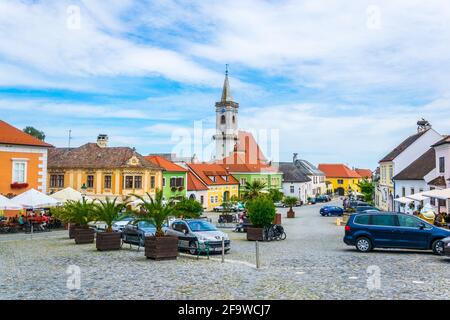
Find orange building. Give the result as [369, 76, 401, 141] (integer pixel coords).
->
[0, 120, 53, 198]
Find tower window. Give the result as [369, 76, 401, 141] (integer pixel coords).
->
[221, 115, 226, 124]
[232, 115, 235, 123]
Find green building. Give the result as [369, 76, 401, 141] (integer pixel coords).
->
[145, 155, 187, 200]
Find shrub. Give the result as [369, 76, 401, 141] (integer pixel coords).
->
[246, 196, 276, 228]
[173, 198, 203, 219]
[283, 196, 298, 209]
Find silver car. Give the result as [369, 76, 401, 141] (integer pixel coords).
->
[165, 219, 231, 255]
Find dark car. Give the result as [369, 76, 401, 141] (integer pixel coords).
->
[316, 195, 331, 203]
[320, 206, 344, 216]
[308, 198, 316, 204]
[348, 201, 370, 209]
[437, 237, 450, 256]
[355, 206, 380, 213]
[122, 221, 157, 247]
[343, 212, 450, 254]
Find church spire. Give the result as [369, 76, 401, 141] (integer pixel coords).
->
[221, 64, 233, 102]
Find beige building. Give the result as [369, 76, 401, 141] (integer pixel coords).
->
[47, 135, 163, 201]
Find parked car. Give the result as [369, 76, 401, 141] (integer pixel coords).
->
[437, 236, 450, 256]
[343, 212, 450, 254]
[320, 206, 344, 216]
[274, 202, 286, 208]
[111, 216, 134, 232]
[316, 195, 331, 203]
[165, 219, 231, 254]
[87, 220, 107, 231]
[122, 221, 157, 247]
[355, 206, 380, 214]
[308, 198, 316, 205]
[348, 201, 370, 209]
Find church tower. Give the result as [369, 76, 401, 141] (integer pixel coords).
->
[213, 66, 239, 160]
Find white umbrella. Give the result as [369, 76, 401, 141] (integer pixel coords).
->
[11, 188, 59, 209]
[394, 197, 411, 204]
[0, 194, 23, 210]
[50, 187, 93, 204]
[422, 188, 450, 200]
[406, 192, 428, 202]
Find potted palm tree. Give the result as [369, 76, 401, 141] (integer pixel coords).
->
[246, 196, 276, 241]
[283, 196, 298, 218]
[133, 190, 178, 260]
[94, 197, 129, 251]
[64, 199, 96, 244]
[241, 180, 267, 201]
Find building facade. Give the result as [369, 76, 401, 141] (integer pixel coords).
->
[277, 161, 312, 204]
[186, 171, 209, 209]
[376, 121, 442, 211]
[318, 164, 362, 196]
[0, 120, 53, 197]
[47, 135, 163, 201]
[145, 155, 187, 200]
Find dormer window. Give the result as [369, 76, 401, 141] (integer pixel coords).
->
[209, 176, 216, 182]
[222, 176, 228, 181]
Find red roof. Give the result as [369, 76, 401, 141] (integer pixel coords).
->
[187, 163, 239, 186]
[187, 172, 208, 191]
[355, 169, 373, 178]
[0, 120, 53, 147]
[318, 164, 361, 178]
[145, 155, 187, 172]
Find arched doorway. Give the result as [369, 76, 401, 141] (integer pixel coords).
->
[189, 194, 196, 201]
[223, 191, 230, 202]
[336, 187, 345, 196]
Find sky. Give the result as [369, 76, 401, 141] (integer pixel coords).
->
[1, 0, 450, 169]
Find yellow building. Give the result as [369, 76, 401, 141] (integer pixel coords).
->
[186, 163, 239, 211]
[318, 164, 362, 196]
[47, 135, 163, 201]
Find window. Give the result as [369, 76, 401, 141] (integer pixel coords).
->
[50, 175, 64, 188]
[402, 187, 406, 197]
[200, 195, 204, 204]
[389, 165, 393, 181]
[220, 115, 226, 124]
[12, 161, 27, 183]
[290, 186, 295, 193]
[222, 176, 228, 182]
[170, 177, 176, 187]
[87, 175, 94, 188]
[430, 187, 435, 205]
[162, 177, 166, 187]
[232, 115, 235, 123]
[150, 176, 155, 189]
[134, 176, 142, 189]
[439, 157, 445, 173]
[125, 176, 133, 189]
[337, 179, 344, 185]
[410, 188, 414, 195]
[371, 215, 396, 226]
[215, 195, 219, 203]
[398, 215, 423, 228]
[354, 215, 370, 225]
[239, 178, 246, 185]
[210, 196, 214, 203]
[176, 177, 184, 187]
[209, 176, 216, 182]
[104, 175, 112, 189]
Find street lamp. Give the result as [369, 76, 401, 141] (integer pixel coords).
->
[81, 183, 87, 200]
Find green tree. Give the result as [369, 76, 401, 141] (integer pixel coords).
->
[132, 190, 175, 237]
[357, 179, 375, 203]
[93, 197, 130, 232]
[54, 198, 96, 226]
[246, 196, 276, 228]
[173, 197, 203, 219]
[268, 188, 284, 203]
[242, 180, 267, 201]
[23, 126, 46, 141]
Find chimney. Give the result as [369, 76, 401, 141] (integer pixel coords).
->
[293, 153, 298, 163]
[97, 134, 108, 148]
[417, 118, 431, 133]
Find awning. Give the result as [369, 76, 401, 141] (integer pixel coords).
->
[0, 194, 23, 210]
[422, 188, 450, 200]
[394, 197, 411, 204]
[11, 188, 59, 209]
[406, 192, 428, 201]
[50, 187, 93, 204]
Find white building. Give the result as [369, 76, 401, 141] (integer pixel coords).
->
[278, 162, 312, 204]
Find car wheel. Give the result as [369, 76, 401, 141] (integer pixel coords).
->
[327, 212, 331, 217]
[355, 237, 373, 253]
[188, 241, 198, 255]
[432, 239, 444, 255]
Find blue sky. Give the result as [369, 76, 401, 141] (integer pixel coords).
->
[1, 0, 450, 169]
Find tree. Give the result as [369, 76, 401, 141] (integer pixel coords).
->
[283, 196, 298, 211]
[23, 126, 46, 141]
[173, 197, 203, 219]
[357, 179, 375, 203]
[268, 188, 284, 203]
[93, 197, 130, 232]
[53, 198, 96, 226]
[246, 196, 276, 228]
[241, 180, 267, 201]
[132, 190, 175, 237]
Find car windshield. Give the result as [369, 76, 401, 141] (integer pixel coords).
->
[187, 220, 217, 232]
[138, 221, 155, 229]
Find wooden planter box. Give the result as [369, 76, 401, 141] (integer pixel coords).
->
[247, 227, 265, 241]
[68, 223, 80, 239]
[96, 232, 121, 251]
[144, 236, 178, 260]
[273, 213, 282, 225]
[74, 228, 95, 244]
[287, 209, 295, 218]
[219, 214, 234, 223]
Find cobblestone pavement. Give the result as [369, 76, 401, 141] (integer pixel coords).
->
[1, 200, 449, 299]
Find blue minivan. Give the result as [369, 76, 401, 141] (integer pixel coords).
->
[344, 212, 450, 254]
